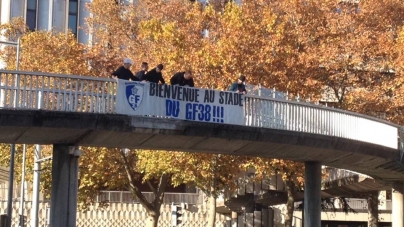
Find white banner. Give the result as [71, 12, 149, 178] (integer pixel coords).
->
[116, 80, 245, 125]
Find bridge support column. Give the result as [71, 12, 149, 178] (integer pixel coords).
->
[49, 145, 80, 227]
[304, 161, 321, 227]
[393, 183, 404, 227]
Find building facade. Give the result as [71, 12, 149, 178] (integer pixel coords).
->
[0, 0, 93, 44]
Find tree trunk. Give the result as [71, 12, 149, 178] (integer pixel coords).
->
[207, 195, 217, 227]
[145, 211, 160, 227]
[368, 191, 379, 227]
[119, 150, 168, 227]
[285, 179, 295, 227]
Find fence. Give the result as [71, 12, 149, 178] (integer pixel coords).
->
[346, 198, 392, 211]
[96, 191, 203, 205]
[0, 70, 401, 150]
[0, 71, 116, 113]
[0, 201, 229, 227]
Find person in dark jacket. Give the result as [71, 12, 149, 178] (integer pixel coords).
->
[229, 75, 247, 94]
[170, 70, 194, 87]
[135, 62, 149, 81]
[145, 64, 165, 84]
[111, 58, 140, 81]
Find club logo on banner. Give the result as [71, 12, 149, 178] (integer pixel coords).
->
[125, 82, 145, 111]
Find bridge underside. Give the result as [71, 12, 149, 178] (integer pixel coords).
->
[0, 109, 403, 183]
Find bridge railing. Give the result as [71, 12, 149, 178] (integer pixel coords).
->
[244, 95, 399, 149]
[96, 191, 203, 205]
[0, 71, 116, 113]
[0, 70, 401, 150]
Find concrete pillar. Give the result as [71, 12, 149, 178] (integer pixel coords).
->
[37, 0, 52, 30]
[49, 145, 80, 227]
[10, 0, 25, 19]
[393, 183, 404, 227]
[0, 0, 11, 24]
[304, 162, 321, 227]
[78, 0, 91, 45]
[52, 0, 67, 32]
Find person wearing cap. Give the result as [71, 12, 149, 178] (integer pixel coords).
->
[135, 62, 149, 81]
[229, 75, 247, 94]
[170, 70, 194, 87]
[145, 64, 165, 84]
[111, 58, 140, 81]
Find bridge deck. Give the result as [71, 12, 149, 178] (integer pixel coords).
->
[0, 109, 402, 183]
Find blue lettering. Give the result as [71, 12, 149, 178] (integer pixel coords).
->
[186, 103, 193, 120]
[166, 99, 180, 117]
[205, 105, 211, 121]
[184, 103, 214, 122]
[166, 100, 173, 116]
[193, 103, 198, 121]
[198, 104, 204, 121]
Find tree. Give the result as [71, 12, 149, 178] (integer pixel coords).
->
[170, 153, 251, 226]
[78, 147, 256, 227]
[0, 19, 95, 201]
[252, 158, 305, 227]
[64, 147, 176, 227]
[1, 21, 91, 76]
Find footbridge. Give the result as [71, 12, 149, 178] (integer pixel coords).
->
[1, 70, 404, 227]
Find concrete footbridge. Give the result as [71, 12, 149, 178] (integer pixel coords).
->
[1, 70, 404, 227]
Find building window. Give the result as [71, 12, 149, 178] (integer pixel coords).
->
[26, 0, 37, 30]
[68, 0, 79, 35]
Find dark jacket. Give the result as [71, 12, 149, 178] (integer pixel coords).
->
[229, 82, 247, 94]
[111, 66, 140, 81]
[170, 72, 194, 87]
[135, 70, 147, 81]
[145, 68, 165, 84]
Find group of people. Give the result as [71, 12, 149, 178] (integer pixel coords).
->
[111, 58, 246, 94]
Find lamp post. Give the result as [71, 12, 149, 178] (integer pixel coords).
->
[0, 38, 21, 227]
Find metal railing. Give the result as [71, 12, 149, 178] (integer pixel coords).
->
[96, 191, 203, 205]
[0, 71, 116, 113]
[0, 70, 401, 150]
[346, 198, 392, 211]
[244, 95, 399, 149]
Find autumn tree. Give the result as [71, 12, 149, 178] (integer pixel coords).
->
[78, 148, 182, 227]
[168, 153, 252, 226]
[0, 18, 95, 201]
[0, 20, 91, 76]
[250, 158, 305, 227]
[273, 1, 404, 226]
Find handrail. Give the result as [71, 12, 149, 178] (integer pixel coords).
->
[245, 93, 401, 128]
[0, 70, 115, 82]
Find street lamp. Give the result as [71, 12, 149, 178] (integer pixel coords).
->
[0, 38, 21, 227]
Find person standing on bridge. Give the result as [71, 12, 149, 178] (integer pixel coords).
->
[145, 64, 165, 84]
[111, 58, 140, 81]
[135, 62, 149, 81]
[229, 75, 247, 94]
[170, 70, 194, 87]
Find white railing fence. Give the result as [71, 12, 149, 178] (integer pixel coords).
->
[96, 191, 203, 205]
[244, 94, 399, 149]
[0, 70, 402, 151]
[0, 71, 116, 113]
